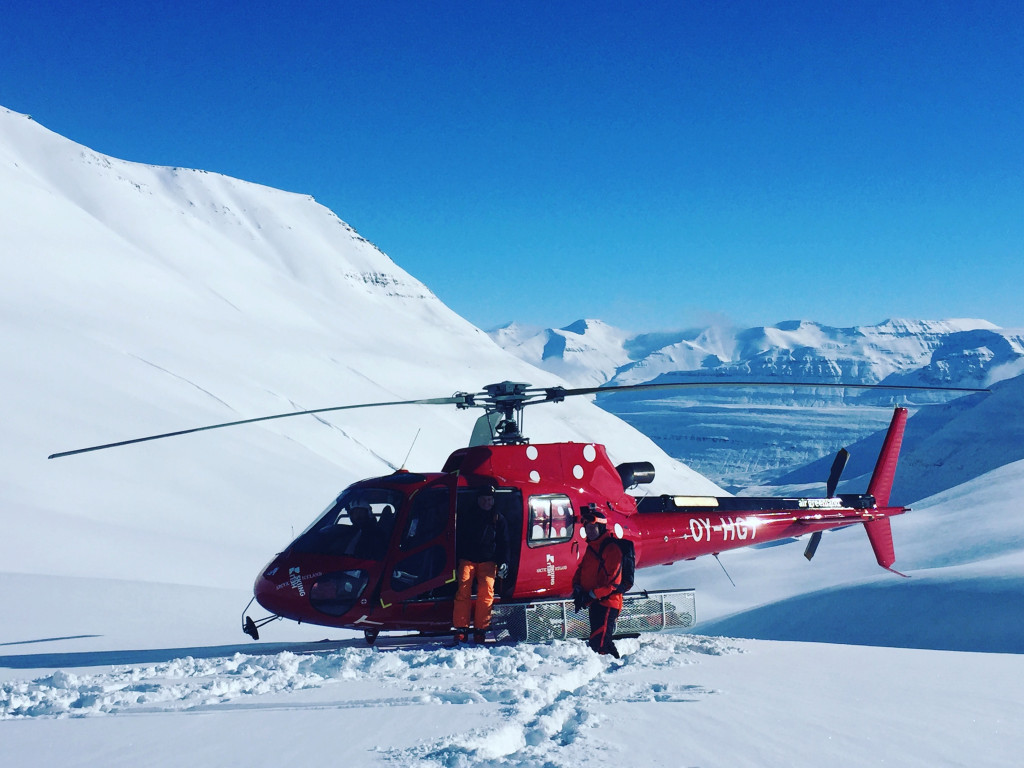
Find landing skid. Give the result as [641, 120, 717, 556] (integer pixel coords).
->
[242, 597, 281, 640]
[241, 591, 695, 645]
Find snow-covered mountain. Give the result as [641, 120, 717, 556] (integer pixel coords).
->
[0, 106, 718, 592]
[493, 317, 1023, 391]
[490, 319, 634, 387]
[620, 317, 1023, 390]
[493, 318, 1024, 490]
[4, 106, 1024, 768]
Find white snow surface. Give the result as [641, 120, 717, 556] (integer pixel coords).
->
[5, 631, 1022, 768]
[3, 107, 1024, 766]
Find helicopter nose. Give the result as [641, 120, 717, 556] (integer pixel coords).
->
[253, 561, 305, 619]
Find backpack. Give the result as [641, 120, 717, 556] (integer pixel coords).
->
[600, 537, 636, 595]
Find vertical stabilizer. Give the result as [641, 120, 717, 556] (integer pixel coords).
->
[865, 407, 910, 576]
[867, 407, 908, 508]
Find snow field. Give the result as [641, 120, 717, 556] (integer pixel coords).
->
[4, 633, 1023, 768]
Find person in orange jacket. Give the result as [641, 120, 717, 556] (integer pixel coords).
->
[572, 507, 623, 658]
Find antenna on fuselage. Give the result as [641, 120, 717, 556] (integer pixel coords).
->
[714, 553, 737, 587]
[400, 428, 422, 470]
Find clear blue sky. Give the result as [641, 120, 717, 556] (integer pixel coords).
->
[4, 1, 1023, 332]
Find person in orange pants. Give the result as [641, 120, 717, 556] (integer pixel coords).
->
[453, 486, 509, 643]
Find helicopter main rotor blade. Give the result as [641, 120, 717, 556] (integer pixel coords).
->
[47, 395, 465, 459]
[50, 378, 990, 459]
[538, 380, 990, 401]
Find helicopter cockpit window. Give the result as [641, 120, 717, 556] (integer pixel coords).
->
[293, 488, 402, 560]
[527, 494, 574, 546]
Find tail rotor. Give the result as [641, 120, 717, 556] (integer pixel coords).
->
[804, 447, 850, 561]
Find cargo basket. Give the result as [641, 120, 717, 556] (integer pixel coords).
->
[491, 589, 695, 643]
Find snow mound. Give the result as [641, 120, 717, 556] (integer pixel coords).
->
[2, 634, 739, 722]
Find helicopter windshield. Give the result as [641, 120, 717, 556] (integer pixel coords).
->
[293, 487, 402, 561]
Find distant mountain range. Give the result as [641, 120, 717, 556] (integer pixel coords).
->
[492, 317, 1024, 391]
[491, 318, 1024, 495]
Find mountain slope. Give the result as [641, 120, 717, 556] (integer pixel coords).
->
[0, 107, 720, 591]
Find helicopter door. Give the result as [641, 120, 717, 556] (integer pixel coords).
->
[454, 487, 523, 598]
[378, 480, 457, 606]
[519, 493, 580, 595]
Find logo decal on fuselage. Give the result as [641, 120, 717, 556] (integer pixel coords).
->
[536, 552, 568, 586]
[288, 566, 306, 597]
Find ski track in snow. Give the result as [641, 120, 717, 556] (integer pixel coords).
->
[386, 634, 731, 767]
[2, 634, 736, 763]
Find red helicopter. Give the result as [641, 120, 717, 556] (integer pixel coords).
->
[49, 379, 984, 645]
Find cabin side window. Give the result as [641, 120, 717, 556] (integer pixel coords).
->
[527, 494, 574, 547]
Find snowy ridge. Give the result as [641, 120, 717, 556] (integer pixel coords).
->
[491, 319, 633, 387]
[493, 316, 1024, 489]
[493, 315, 1016, 391]
[775, 375, 1024, 503]
[690, 457, 1024, 655]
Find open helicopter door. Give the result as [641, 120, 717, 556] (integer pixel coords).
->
[377, 478, 459, 613]
[456, 485, 524, 598]
[375, 480, 524, 619]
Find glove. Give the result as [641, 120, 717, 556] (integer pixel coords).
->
[497, 563, 508, 579]
[572, 585, 588, 613]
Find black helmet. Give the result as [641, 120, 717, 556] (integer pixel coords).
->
[581, 503, 607, 525]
